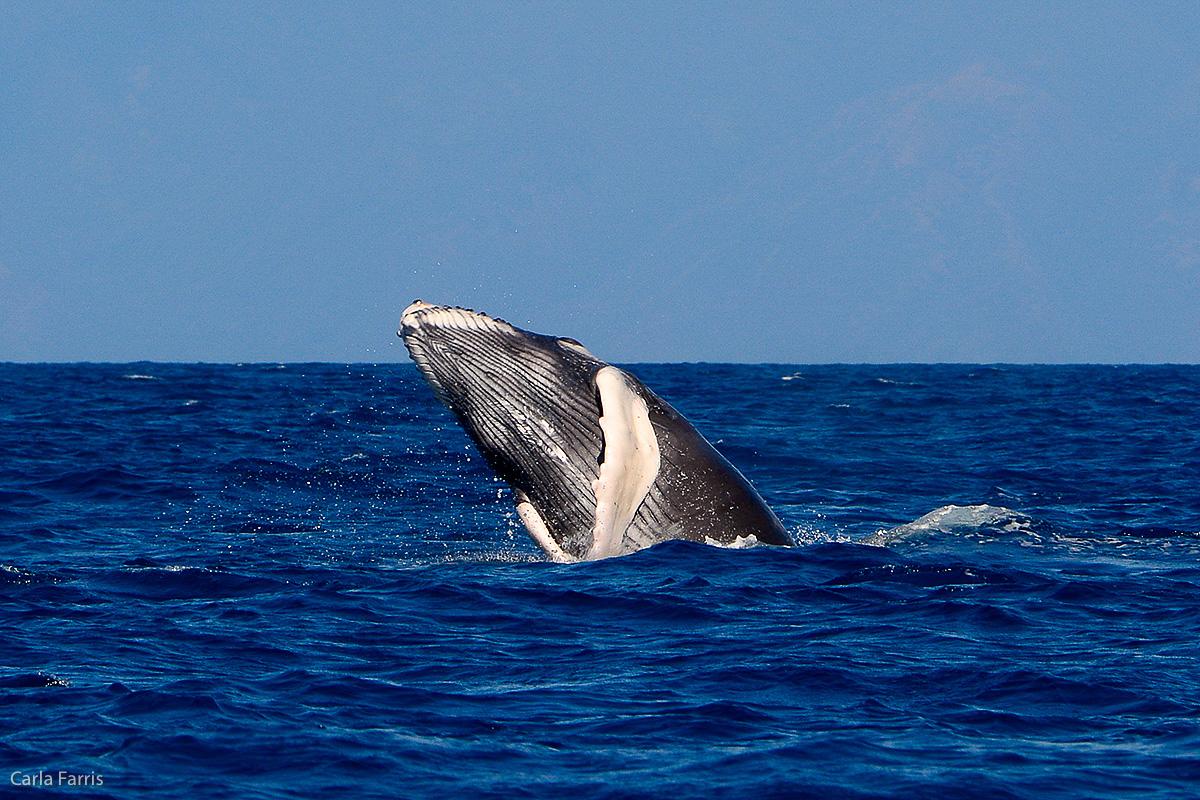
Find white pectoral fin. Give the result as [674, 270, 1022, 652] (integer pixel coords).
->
[588, 367, 661, 560]
[516, 499, 576, 563]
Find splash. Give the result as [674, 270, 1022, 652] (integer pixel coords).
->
[861, 504, 1034, 547]
[702, 533, 761, 550]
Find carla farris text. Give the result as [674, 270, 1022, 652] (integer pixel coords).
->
[11, 771, 104, 787]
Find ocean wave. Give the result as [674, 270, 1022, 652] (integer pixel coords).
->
[30, 465, 193, 502]
[3, 363, 1200, 799]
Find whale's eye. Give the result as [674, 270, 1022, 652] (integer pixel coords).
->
[557, 338, 595, 358]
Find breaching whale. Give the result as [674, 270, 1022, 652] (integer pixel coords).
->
[399, 302, 792, 561]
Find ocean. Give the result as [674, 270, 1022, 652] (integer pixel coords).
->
[1, 362, 1197, 799]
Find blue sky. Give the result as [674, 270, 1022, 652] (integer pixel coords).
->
[2, 2, 1198, 363]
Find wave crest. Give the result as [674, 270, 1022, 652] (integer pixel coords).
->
[862, 504, 1034, 547]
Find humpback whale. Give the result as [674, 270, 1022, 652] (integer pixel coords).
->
[399, 302, 792, 561]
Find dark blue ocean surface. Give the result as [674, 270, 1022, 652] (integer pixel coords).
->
[1, 362, 1198, 799]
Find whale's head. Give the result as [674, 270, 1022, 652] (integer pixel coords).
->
[399, 302, 611, 558]
[399, 301, 603, 421]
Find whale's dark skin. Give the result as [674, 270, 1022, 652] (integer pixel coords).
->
[400, 302, 791, 561]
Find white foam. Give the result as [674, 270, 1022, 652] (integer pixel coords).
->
[862, 504, 1033, 547]
[703, 534, 761, 549]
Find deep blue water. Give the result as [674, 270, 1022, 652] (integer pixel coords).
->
[1, 362, 1198, 799]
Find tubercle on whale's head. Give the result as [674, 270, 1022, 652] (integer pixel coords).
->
[398, 300, 433, 333]
[399, 300, 447, 337]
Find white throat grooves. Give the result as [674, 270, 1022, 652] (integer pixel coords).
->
[588, 366, 661, 560]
